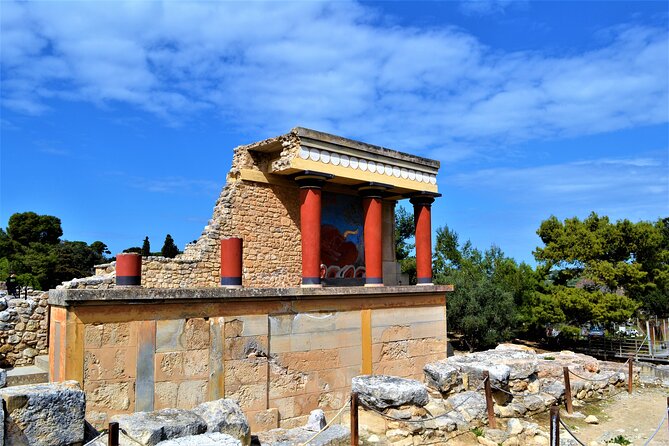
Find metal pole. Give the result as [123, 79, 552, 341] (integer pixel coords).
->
[563, 367, 573, 413]
[550, 405, 560, 446]
[628, 355, 633, 394]
[483, 371, 496, 428]
[350, 392, 359, 446]
[108, 422, 119, 446]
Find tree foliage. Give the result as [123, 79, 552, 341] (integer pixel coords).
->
[142, 237, 151, 257]
[535, 213, 669, 314]
[394, 207, 416, 284]
[433, 225, 526, 351]
[161, 234, 179, 258]
[0, 212, 108, 290]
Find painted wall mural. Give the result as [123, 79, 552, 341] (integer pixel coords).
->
[320, 192, 365, 281]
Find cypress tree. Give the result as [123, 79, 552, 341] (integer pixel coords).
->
[141, 236, 151, 256]
[161, 234, 179, 258]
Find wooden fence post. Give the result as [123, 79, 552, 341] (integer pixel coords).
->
[108, 422, 119, 446]
[482, 370, 496, 429]
[628, 355, 633, 394]
[550, 405, 560, 446]
[563, 367, 573, 414]
[350, 392, 359, 446]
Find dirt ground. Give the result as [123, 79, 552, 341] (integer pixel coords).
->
[441, 386, 669, 445]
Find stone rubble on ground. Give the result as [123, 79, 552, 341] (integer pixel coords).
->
[352, 344, 638, 445]
[191, 398, 251, 445]
[352, 375, 429, 410]
[155, 432, 242, 446]
[0, 380, 86, 446]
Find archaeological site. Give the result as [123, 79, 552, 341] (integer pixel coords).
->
[1, 128, 667, 445]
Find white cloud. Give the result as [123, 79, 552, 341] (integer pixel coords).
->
[449, 154, 669, 221]
[1, 1, 667, 161]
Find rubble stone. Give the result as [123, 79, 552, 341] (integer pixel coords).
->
[352, 375, 429, 410]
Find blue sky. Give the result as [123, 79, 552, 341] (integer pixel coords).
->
[1, 0, 667, 264]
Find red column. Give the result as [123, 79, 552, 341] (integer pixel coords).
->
[220, 237, 243, 288]
[362, 191, 384, 286]
[116, 253, 141, 286]
[296, 174, 328, 287]
[411, 196, 435, 285]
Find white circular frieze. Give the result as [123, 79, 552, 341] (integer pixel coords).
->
[384, 164, 392, 176]
[400, 168, 408, 179]
[350, 157, 359, 169]
[341, 155, 350, 167]
[368, 161, 377, 173]
[392, 166, 401, 178]
[359, 159, 368, 171]
[299, 147, 310, 160]
[320, 151, 331, 164]
[408, 170, 416, 180]
[309, 148, 320, 162]
[331, 152, 340, 166]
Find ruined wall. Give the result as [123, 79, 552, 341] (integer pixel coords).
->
[49, 287, 448, 432]
[0, 290, 49, 367]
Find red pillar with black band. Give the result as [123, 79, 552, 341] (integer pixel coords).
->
[296, 172, 331, 288]
[116, 253, 142, 286]
[220, 237, 243, 288]
[361, 187, 384, 287]
[410, 195, 436, 285]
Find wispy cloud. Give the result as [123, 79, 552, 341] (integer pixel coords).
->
[1, 1, 667, 162]
[450, 153, 669, 220]
[459, 0, 527, 16]
[129, 176, 220, 195]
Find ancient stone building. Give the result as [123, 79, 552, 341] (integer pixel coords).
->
[48, 127, 452, 431]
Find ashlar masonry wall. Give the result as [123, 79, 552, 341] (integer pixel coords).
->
[48, 286, 450, 432]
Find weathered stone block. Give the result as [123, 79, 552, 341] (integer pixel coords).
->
[352, 375, 429, 410]
[192, 398, 251, 446]
[156, 432, 242, 446]
[424, 361, 461, 393]
[156, 319, 186, 352]
[112, 408, 206, 446]
[1, 380, 85, 446]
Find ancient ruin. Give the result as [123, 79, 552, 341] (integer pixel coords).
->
[45, 127, 452, 431]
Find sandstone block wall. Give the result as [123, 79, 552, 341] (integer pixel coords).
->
[0, 290, 49, 367]
[49, 288, 448, 432]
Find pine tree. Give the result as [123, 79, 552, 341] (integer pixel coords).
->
[142, 236, 151, 256]
[161, 234, 179, 258]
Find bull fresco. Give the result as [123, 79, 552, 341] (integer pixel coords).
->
[320, 192, 365, 282]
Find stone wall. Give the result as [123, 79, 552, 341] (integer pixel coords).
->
[0, 290, 49, 367]
[48, 286, 449, 432]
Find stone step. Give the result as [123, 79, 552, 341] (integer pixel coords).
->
[34, 354, 49, 372]
[5, 365, 48, 387]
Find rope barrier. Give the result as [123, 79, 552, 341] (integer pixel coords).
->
[359, 378, 488, 423]
[83, 429, 108, 446]
[558, 418, 589, 446]
[641, 411, 668, 446]
[297, 396, 351, 446]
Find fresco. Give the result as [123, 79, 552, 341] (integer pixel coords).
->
[320, 192, 365, 280]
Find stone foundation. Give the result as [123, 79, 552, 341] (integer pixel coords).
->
[48, 285, 450, 431]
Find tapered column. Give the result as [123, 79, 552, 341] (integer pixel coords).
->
[411, 195, 436, 285]
[296, 173, 330, 287]
[361, 189, 384, 287]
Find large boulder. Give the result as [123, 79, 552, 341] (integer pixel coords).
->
[0, 380, 86, 446]
[445, 355, 511, 388]
[445, 390, 487, 423]
[424, 361, 462, 393]
[352, 375, 429, 410]
[112, 408, 207, 446]
[192, 398, 250, 446]
[156, 432, 241, 446]
[257, 425, 349, 446]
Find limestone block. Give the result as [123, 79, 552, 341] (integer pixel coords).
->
[445, 355, 511, 388]
[256, 424, 349, 446]
[445, 390, 486, 423]
[112, 408, 207, 446]
[0, 368, 6, 387]
[156, 432, 242, 446]
[304, 409, 327, 432]
[352, 375, 429, 410]
[1, 380, 85, 446]
[424, 361, 461, 393]
[192, 398, 251, 446]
